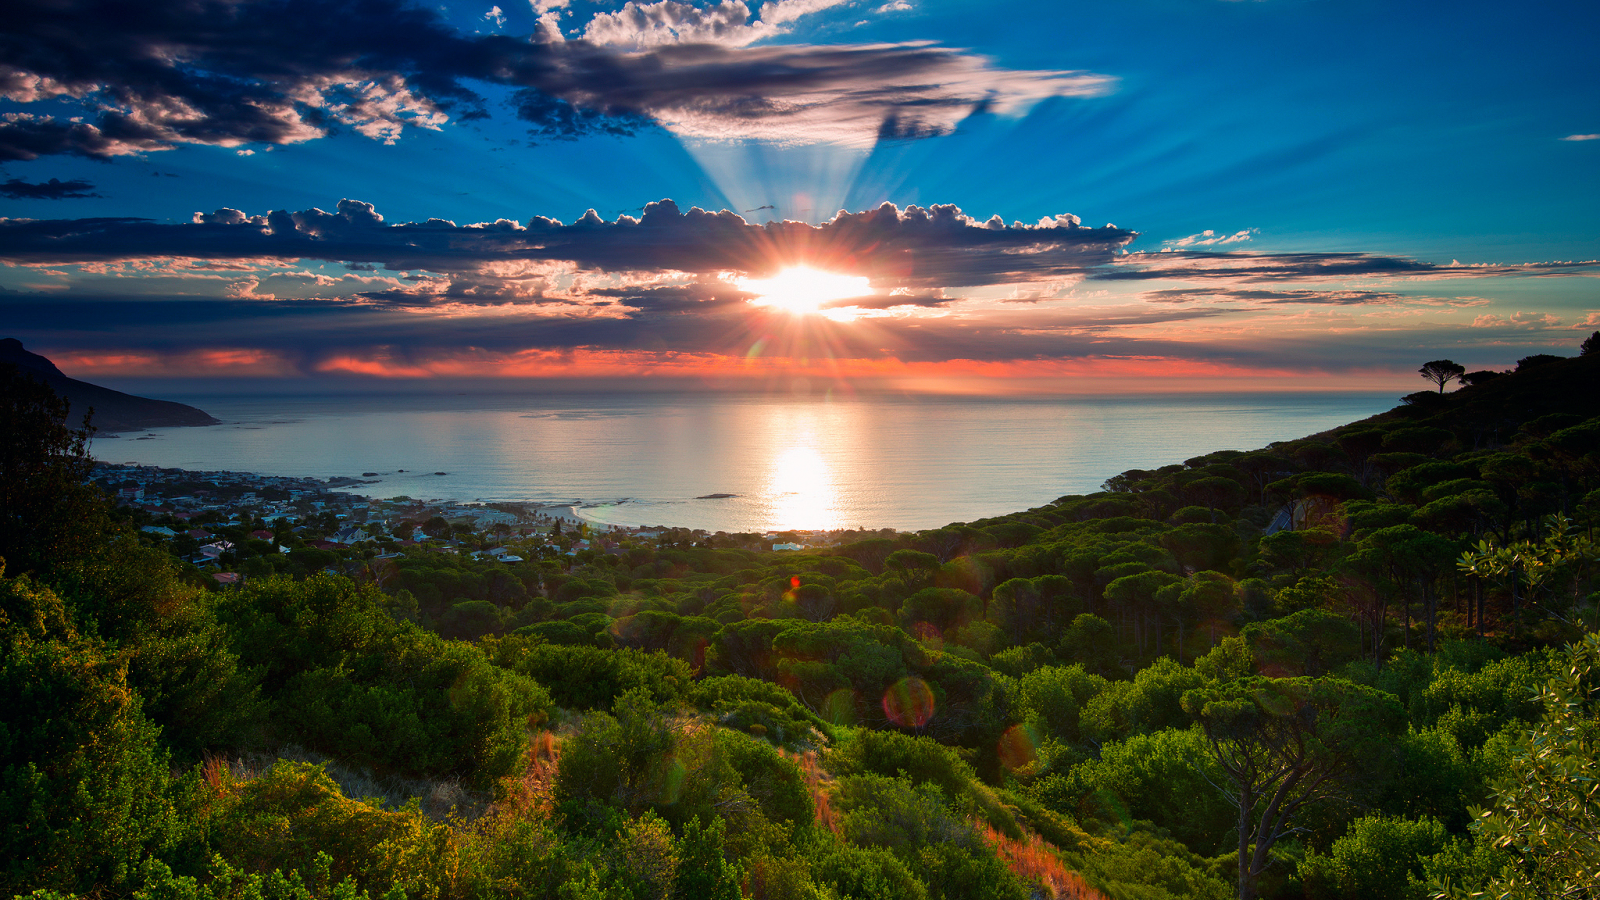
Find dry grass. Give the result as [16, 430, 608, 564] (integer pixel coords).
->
[494, 730, 562, 817]
[781, 748, 839, 835]
[979, 821, 1108, 900]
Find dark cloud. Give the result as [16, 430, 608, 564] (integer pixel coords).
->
[588, 282, 752, 314]
[1099, 250, 1597, 283]
[0, 0, 1110, 159]
[1143, 287, 1407, 305]
[0, 198, 1139, 287]
[0, 288, 1249, 371]
[0, 177, 100, 199]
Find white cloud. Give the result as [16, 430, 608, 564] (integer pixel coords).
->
[582, 0, 854, 49]
[531, 0, 569, 41]
[1164, 228, 1257, 247]
[876, 0, 912, 11]
[485, 5, 506, 27]
[1560, 133, 1599, 141]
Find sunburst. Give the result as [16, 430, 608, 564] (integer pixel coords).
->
[738, 266, 872, 316]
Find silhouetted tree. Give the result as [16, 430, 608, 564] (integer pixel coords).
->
[1517, 354, 1564, 371]
[1418, 359, 1466, 393]
[1581, 330, 1599, 356]
[0, 364, 109, 575]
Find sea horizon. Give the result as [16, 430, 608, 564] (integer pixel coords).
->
[93, 389, 1402, 533]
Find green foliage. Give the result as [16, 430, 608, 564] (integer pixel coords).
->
[0, 574, 184, 896]
[1081, 656, 1203, 744]
[1242, 608, 1362, 677]
[1183, 676, 1406, 900]
[807, 839, 927, 900]
[1057, 613, 1122, 677]
[222, 576, 548, 787]
[832, 730, 1018, 836]
[1071, 727, 1235, 853]
[1010, 663, 1108, 745]
[502, 639, 690, 711]
[691, 675, 829, 748]
[1462, 631, 1600, 899]
[553, 689, 806, 850]
[1300, 814, 1451, 900]
[672, 817, 740, 900]
[11, 346, 1600, 900]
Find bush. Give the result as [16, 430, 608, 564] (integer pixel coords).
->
[0, 575, 183, 896]
[1300, 815, 1450, 900]
[508, 641, 691, 711]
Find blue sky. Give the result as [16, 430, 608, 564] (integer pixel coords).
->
[0, 0, 1595, 392]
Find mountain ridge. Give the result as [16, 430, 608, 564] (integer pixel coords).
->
[1, 338, 219, 433]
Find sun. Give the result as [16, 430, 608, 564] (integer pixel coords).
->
[738, 266, 872, 316]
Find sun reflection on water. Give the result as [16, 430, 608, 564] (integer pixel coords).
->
[769, 441, 840, 531]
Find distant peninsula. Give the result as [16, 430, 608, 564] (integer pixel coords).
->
[1, 338, 219, 433]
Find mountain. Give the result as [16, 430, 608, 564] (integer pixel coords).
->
[1, 338, 219, 433]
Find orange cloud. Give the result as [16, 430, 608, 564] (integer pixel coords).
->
[51, 347, 297, 377]
[306, 347, 1410, 393]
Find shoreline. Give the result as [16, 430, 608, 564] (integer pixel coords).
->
[90, 460, 822, 537]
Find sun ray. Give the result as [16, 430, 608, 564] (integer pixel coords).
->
[738, 266, 873, 315]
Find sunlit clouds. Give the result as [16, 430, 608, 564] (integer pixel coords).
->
[737, 266, 873, 316]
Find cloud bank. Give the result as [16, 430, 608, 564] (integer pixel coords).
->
[4, 195, 1594, 390]
[0, 0, 1113, 157]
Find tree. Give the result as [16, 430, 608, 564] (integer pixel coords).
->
[1458, 515, 1600, 635]
[1182, 677, 1404, 900]
[1582, 331, 1599, 357]
[1419, 360, 1467, 393]
[1462, 631, 1600, 899]
[0, 364, 108, 576]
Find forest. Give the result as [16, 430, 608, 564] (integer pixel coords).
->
[2, 342, 1598, 900]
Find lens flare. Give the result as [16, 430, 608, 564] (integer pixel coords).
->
[738, 266, 872, 315]
[882, 676, 936, 728]
[823, 688, 859, 725]
[997, 723, 1039, 772]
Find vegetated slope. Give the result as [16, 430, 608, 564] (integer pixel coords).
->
[1, 337, 218, 432]
[4, 346, 1597, 900]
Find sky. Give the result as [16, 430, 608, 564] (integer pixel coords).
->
[1, 0, 1596, 395]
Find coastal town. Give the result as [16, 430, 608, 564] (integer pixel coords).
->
[91, 462, 892, 586]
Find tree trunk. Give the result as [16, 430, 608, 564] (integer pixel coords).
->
[1425, 581, 1437, 653]
[1403, 588, 1411, 650]
[1237, 794, 1255, 900]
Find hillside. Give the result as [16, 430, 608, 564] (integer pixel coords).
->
[2, 342, 1597, 900]
[0, 338, 218, 432]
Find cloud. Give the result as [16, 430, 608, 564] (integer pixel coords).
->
[0, 0, 1114, 156]
[1097, 250, 1599, 283]
[1143, 287, 1407, 305]
[1560, 133, 1599, 141]
[0, 198, 1140, 290]
[0, 177, 100, 199]
[1163, 228, 1256, 248]
[1470, 311, 1564, 330]
[7, 194, 1591, 386]
[580, 0, 859, 49]
[514, 40, 1112, 145]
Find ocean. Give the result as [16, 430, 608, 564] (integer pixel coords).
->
[93, 391, 1397, 533]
